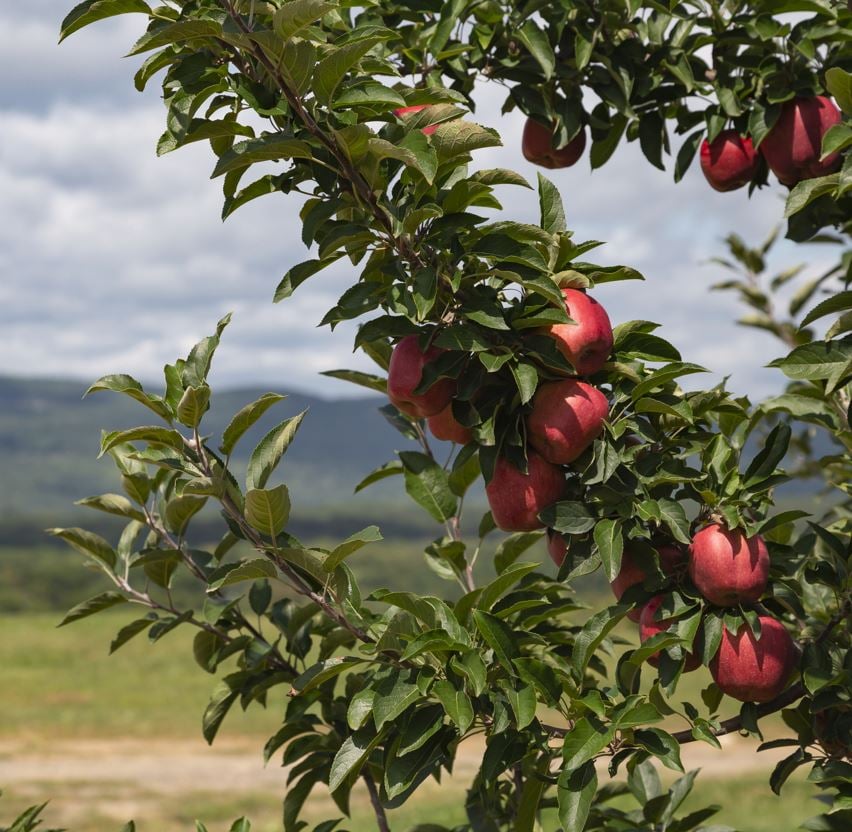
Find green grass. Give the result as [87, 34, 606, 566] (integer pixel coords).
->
[0, 611, 279, 740]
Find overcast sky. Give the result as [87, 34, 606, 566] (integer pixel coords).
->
[1, 4, 834, 400]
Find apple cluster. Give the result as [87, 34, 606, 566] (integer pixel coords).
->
[511, 96, 843, 195]
[549, 524, 798, 704]
[699, 96, 842, 192]
[386, 287, 612, 531]
[386, 283, 798, 704]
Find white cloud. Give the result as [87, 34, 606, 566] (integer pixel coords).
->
[0, 9, 836, 402]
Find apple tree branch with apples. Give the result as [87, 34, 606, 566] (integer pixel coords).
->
[6, 1, 849, 830]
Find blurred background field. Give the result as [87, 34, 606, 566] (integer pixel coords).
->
[0, 375, 828, 830]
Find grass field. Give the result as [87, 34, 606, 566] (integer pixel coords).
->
[0, 612, 821, 832]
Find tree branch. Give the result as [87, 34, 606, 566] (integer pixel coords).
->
[363, 770, 392, 832]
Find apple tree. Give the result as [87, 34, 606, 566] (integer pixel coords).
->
[13, 1, 850, 829]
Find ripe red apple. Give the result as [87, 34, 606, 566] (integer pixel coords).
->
[522, 118, 587, 169]
[427, 404, 472, 445]
[485, 450, 566, 532]
[710, 615, 797, 703]
[688, 524, 769, 607]
[760, 96, 842, 186]
[639, 595, 701, 671]
[544, 288, 613, 376]
[387, 335, 455, 419]
[611, 545, 685, 623]
[527, 379, 608, 465]
[546, 529, 567, 567]
[394, 105, 437, 135]
[700, 130, 759, 192]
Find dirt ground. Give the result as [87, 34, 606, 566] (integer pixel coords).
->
[0, 731, 788, 797]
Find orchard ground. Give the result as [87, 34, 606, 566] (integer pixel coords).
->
[1, 606, 822, 832]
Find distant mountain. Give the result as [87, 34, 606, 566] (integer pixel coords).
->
[0, 375, 425, 521]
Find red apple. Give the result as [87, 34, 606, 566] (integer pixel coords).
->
[485, 450, 566, 532]
[688, 524, 769, 607]
[544, 288, 613, 376]
[522, 118, 587, 169]
[611, 545, 685, 623]
[700, 130, 759, 192]
[527, 379, 608, 465]
[394, 105, 438, 135]
[427, 404, 472, 445]
[710, 615, 797, 703]
[546, 529, 568, 567]
[760, 96, 842, 186]
[387, 335, 455, 419]
[639, 595, 701, 671]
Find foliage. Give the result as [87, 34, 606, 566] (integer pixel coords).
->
[21, 1, 852, 831]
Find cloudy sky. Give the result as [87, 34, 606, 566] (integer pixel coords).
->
[1, 3, 832, 400]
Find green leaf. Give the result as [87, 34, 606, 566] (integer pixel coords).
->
[800, 290, 852, 327]
[433, 680, 474, 733]
[557, 761, 598, 832]
[373, 673, 420, 729]
[60, 0, 151, 42]
[325, 526, 383, 571]
[48, 527, 117, 570]
[59, 591, 127, 626]
[511, 362, 538, 404]
[472, 609, 520, 669]
[99, 426, 185, 458]
[518, 19, 555, 78]
[540, 501, 596, 535]
[537, 173, 566, 234]
[825, 67, 852, 115]
[128, 20, 223, 56]
[430, 120, 501, 159]
[321, 369, 387, 394]
[76, 493, 146, 523]
[245, 485, 291, 537]
[246, 410, 307, 490]
[632, 728, 684, 771]
[85, 373, 171, 420]
[562, 716, 615, 769]
[211, 134, 313, 178]
[220, 393, 285, 456]
[770, 748, 807, 795]
[273, 0, 336, 39]
[656, 498, 692, 545]
[203, 681, 238, 745]
[294, 657, 367, 694]
[593, 519, 623, 582]
[477, 562, 539, 611]
[743, 423, 791, 486]
[674, 130, 704, 183]
[177, 384, 211, 429]
[399, 451, 458, 523]
[502, 682, 537, 729]
[785, 174, 839, 218]
[768, 340, 852, 382]
[207, 559, 277, 591]
[821, 123, 852, 159]
[315, 36, 386, 105]
[274, 255, 344, 302]
[472, 168, 532, 189]
[110, 617, 154, 653]
[572, 606, 628, 677]
[354, 460, 404, 492]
